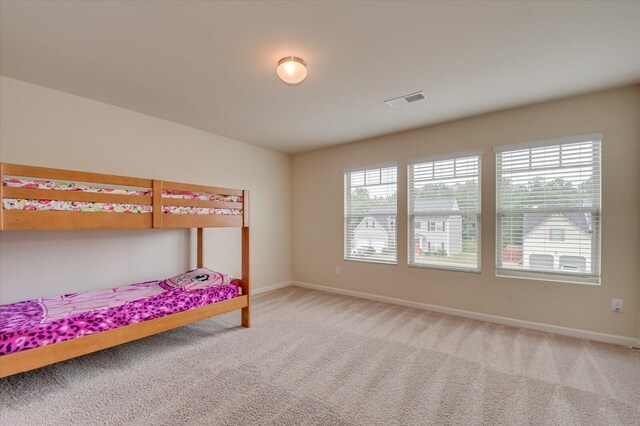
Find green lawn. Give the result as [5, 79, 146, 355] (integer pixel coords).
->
[414, 251, 477, 268]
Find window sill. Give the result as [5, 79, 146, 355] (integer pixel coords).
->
[496, 268, 600, 285]
[408, 263, 481, 274]
[344, 257, 397, 266]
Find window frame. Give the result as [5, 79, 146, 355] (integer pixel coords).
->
[344, 163, 398, 265]
[407, 151, 482, 273]
[494, 134, 602, 285]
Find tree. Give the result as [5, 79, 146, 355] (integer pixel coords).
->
[453, 180, 480, 249]
[416, 183, 454, 199]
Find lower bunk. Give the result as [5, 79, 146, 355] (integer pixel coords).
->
[0, 268, 248, 378]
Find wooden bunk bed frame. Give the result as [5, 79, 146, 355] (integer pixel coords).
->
[0, 163, 250, 378]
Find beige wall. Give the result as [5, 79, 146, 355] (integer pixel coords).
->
[0, 77, 291, 304]
[1, 76, 638, 341]
[292, 85, 640, 340]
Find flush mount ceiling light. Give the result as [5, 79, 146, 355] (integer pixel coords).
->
[277, 56, 307, 84]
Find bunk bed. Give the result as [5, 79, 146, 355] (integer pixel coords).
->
[0, 163, 250, 378]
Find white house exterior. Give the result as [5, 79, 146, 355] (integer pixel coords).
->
[352, 216, 395, 254]
[413, 214, 462, 255]
[412, 198, 462, 256]
[352, 198, 462, 256]
[522, 212, 593, 273]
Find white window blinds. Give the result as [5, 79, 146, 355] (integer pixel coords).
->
[344, 166, 397, 264]
[495, 135, 601, 284]
[408, 153, 481, 272]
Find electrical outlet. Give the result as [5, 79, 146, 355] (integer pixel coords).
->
[611, 298, 623, 313]
[335, 267, 341, 276]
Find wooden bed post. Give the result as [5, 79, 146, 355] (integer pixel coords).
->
[197, 228, 204, 268]
[241, 190, 250, 328]
[0, 162, 4, 230]
[152, 180, 162, 228]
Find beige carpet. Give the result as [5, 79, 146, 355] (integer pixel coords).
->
[1, 286, 639, 425]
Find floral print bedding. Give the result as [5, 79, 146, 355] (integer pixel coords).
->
[3, 178, 242, 203]
[3, 198, 153, 214]
[2, 199, 241, 215]
[2, 178, 242, 215]
[3, 177, 152, 196]
[163, 189, 241, 203]
[161, 205, 240, 215]
[0, 278, 240, 356]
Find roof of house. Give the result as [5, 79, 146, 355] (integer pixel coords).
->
[357, 197, 460, 234]
[523, 212, 591, 236]
[364, 204, 397, 216]
[354, 216, 394, 234]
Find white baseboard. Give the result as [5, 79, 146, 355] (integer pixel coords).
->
[292, 280, 640, 348]
[252, 281, 293, 296]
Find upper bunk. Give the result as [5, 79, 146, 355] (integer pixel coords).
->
[0, 163, 249, 231]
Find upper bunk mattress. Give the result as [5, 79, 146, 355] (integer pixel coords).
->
[0, 278, 239, 356]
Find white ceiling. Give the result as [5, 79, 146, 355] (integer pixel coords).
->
[1, 1, 639, 153]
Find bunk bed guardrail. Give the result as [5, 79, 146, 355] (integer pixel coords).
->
[0, 163, 248, 230]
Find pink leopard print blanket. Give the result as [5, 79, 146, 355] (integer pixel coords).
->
[0, 279, 239, 356]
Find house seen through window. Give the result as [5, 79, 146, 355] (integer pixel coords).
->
[408, 153, 482, 272]
[344, 166, 397, 264]
[495, 135, 601, 284]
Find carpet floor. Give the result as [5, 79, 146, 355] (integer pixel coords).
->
[1, 286, 639, 425]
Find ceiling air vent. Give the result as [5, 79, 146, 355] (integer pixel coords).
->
[384, 91, 426, 108]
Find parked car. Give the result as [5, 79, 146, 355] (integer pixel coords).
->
[502, 245, 523, 263]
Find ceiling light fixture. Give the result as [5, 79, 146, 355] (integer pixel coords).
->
[277, 56, 307, 84]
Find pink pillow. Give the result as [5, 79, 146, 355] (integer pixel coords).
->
[163, 268, 231, 291]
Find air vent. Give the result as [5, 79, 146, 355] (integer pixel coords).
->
[384, 91, 426, 108]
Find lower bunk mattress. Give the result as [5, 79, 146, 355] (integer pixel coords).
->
[0, 275, 239, 356]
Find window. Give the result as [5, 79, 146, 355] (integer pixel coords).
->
[344, 166, 397, 264]
[408, 152, 481, 272]
[427, 221, 445, 232]
[549, 229, 564, 241]
[388, 217, 397, 233]
[496, 134, 601, 284]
